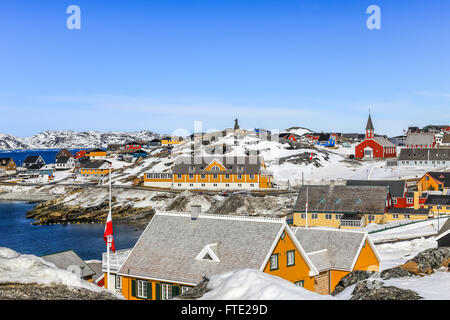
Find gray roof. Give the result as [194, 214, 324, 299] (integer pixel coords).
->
[86, 262, 104, 282]
[399, 148, 450, 161]
[372, 136, 396, 148]
[437, 218, 450, 238]
[80, 159, 111, 169]
[424, 195, 450, 206]
[41, 250, 95, 278]
[172, 156, 266, 175]
[118, 213, 285, 284]
[387, 207, 430, 215]
[405, 133, 435, 146]
[293, 185, 389, 214]
[293, 228, 368, 271]
[55, 156, 72, 164]
[346, 180, 406, 198]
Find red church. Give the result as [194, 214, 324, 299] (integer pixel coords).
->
[355, 114, 397, 159]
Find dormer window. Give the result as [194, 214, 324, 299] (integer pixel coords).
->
[195, 244, 220, 262]
[319, 197, 326, 204]
[335, 198, 342, 204]
[355, 198, 362, 204]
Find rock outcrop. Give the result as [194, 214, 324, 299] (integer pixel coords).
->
[350, 280, 422, 300]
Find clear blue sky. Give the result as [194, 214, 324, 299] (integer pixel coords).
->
[1, 0, 449, 137]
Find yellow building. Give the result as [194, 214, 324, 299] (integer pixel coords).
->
[422, 195, 450, 216]
[160, 136, 183, 145]
[418, 172, 450, 194]
[293, 185, 392, 229]
[105, 208, 381, 299]
[79, 160, 111, 179]
[86, 148, 107, 159]
[144, 156, 273, 190]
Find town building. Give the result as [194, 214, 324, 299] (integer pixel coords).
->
[56, 148, 74, 159]
[79, 160, 111, 179]
[355, 114, 397, 159]
[86, 148, 107, 160]
[422, 195, 450, 215]
[292, 185, 393, 229]
[23, 155, 45, 169]
[439, 133, 450, 148]
[417, 172, 450, 194]
[398, 148, 450, 167]
[145, 156, 273, 190]
[55, 156, 75, 170]
[41, 250, 96, 283]
[0, 157, 17, 175]
[108, 209, 380, 299]
[405, 132, 436, 149]
[345, 179, 423, 208]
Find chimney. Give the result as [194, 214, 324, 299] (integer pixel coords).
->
[190, 205, 201, 220]
[414, 191, 419, 210]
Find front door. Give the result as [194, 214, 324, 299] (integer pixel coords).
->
[364, 147, 373, 158]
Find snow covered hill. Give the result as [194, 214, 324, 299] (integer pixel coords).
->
[0, 130, 160, 150]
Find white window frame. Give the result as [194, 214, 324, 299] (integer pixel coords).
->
[270, 254, 279, 270]
[287, 250, 295, 267]
[161, 283, 173, 300]
[137, 280, 148, 299]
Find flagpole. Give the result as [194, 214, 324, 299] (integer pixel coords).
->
[107, 164, 111, 290]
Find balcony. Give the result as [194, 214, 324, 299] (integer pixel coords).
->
[102, 249, 132, 273]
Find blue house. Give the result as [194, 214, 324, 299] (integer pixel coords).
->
[317, 133, 336, 147]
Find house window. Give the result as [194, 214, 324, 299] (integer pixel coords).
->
[287, 250, 295, 267]
[225, 174, 230, 179]
[294, 280, 304, 287]
[189, 174, 194, 179]
[393, 214, 398, 219]
[325, 214, 332, 220]
[270, 254, 279, 271]
[404, 214, 410, 219]
[115, 275, 122, 289]
[392, 198, 397, 205]
[250, 184, 254, 187]
[335, 214, 342, 220]
[189, 183, 193, 187]
[311, 213, 318, 219]
[137, 280, 148, 299]
[213, 183, 218, 187]
[407, 198, 413, 204]
[238, 174, 242, 179]
[201, 183, 205, 187]
[238, 183, 242, 187]
[301, 214, 306, 219]
[161, 283, 173, 300]
[281, 231, 285, 240]
[225, 183, 230, 187]
[201, 174, 206, 179]
[249, 174, 255, 179]
[213, 174, 218, 179]
[368, 215, 375, 222]
[177, 174, 182, 179]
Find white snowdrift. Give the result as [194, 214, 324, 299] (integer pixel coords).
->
[200, 269, 332, 300]
[0, 247, 102, 292]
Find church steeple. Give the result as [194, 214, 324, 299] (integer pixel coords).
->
[365, 113, 374, 139]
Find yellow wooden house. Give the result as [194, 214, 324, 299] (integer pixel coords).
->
[293, 185, 392, 229]
[106, 208, 381, 299]
[86, 148, 107, 160]
[418, 172, 450, 194]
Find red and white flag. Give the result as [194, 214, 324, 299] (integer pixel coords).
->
[104, 211, 115, 252]
[309, 152, 313, 161]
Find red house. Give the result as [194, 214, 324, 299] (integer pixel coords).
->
[75, 150, 86, 159]
[355, 114, 397, 159]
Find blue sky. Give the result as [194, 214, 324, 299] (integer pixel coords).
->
[1, 0, 450, 137]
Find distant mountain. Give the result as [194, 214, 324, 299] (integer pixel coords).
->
[0, 130, 161, 150]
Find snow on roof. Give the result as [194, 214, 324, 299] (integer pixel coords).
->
[199, 269, 331, 300]
[0, 247, 103, 292]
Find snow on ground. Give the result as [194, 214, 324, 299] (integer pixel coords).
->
[0, 247, 103, 292]
[200, 269, 332, 300]
[368, 218, 448, 243]
[375, 237, 438, 270]
[381, 271, 450, 300]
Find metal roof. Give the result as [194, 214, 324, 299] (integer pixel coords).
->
[346, 179, 406, 198]
[172, 156, 266, 175]
[41, 250, 95, 278]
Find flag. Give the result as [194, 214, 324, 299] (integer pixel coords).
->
[104, 211, 115, 252]
[309, 152, 313, 161]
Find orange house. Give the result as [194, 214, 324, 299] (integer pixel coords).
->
[107, 208, 381, 299]
[418, 172, 450, 193]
